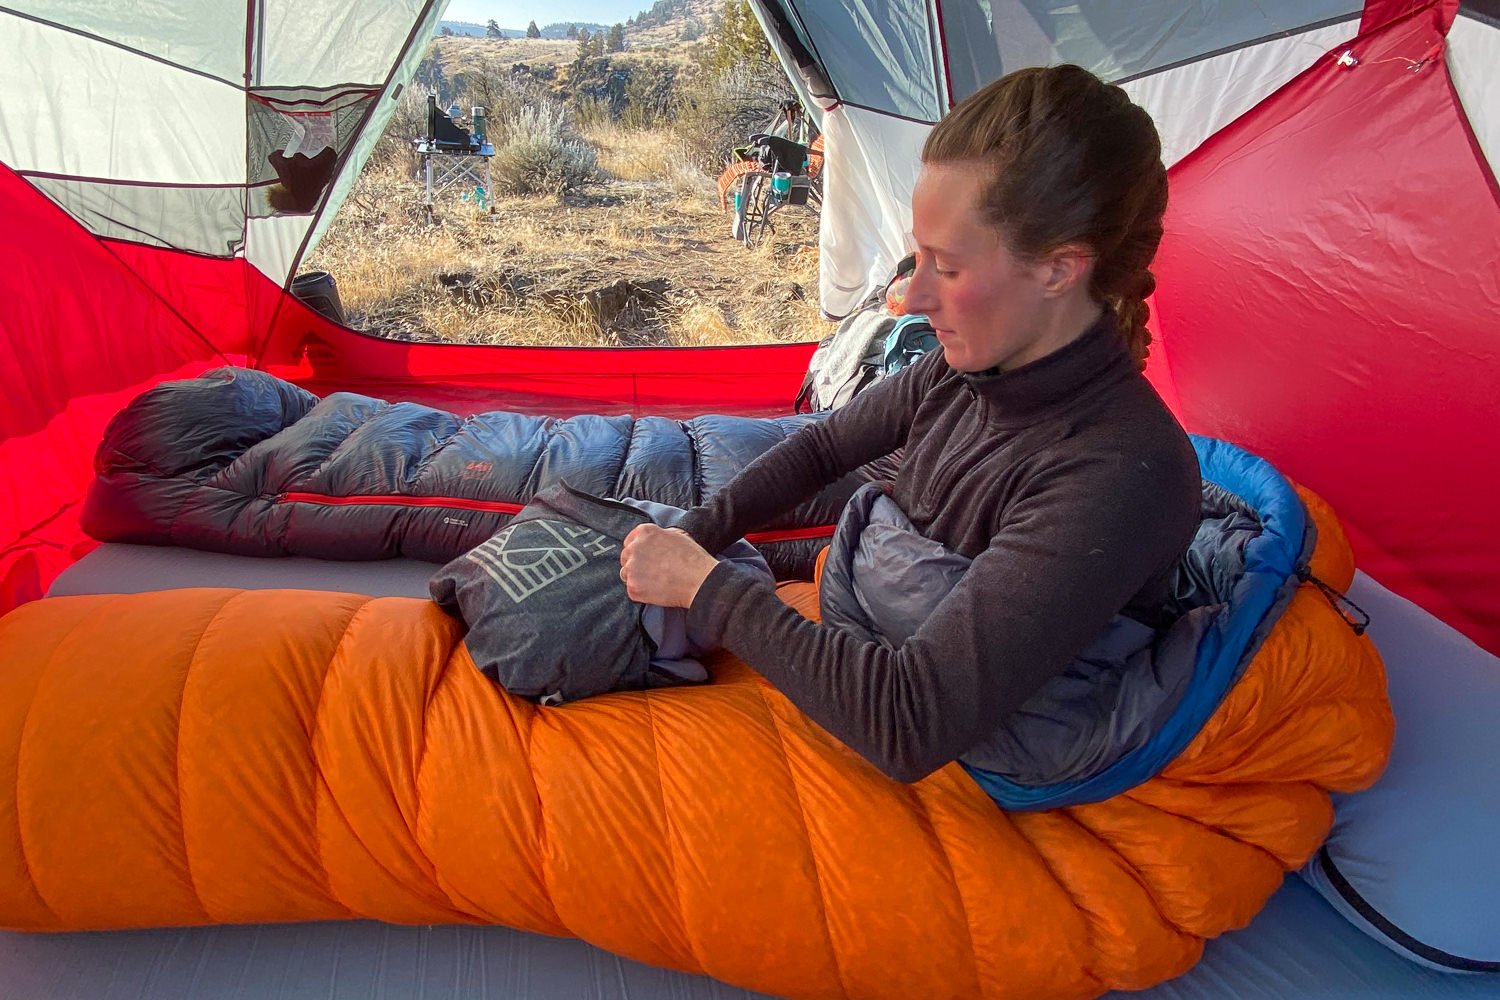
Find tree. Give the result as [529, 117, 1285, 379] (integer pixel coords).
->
[566, 23, 578, 39]
[606, 23, 625, 52]
[703, 0, 771, 73]
[575, 27, 592, 60]
[591, 33, 606, 57]
[440, 25, 454, 37]
[526, 20, 541, 38]
[485, 19, 502, 39]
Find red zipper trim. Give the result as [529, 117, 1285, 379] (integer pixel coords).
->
[745, 525, 836, 544]
[277, 492, 523, 515]
[275, 492, 836, 545]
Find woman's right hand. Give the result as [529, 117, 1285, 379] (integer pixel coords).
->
[619, 525, 719, 609]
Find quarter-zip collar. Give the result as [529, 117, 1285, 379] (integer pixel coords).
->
[956, 313, 1135, 426]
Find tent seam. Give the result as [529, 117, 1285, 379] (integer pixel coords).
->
[755, 685, 852, 1000]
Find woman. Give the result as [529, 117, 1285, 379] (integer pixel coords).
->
[619, 65, 1201, 784]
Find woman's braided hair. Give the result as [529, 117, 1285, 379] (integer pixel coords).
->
[921, 65, 1168, 369]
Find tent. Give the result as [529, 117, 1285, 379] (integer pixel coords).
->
[0, 0, 1497, 997]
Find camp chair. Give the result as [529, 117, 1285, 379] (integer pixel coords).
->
[723, 132, 822, 247]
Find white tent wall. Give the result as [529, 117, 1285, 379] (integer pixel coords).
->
[1119, 20, 1363, 170]
[256, 0, 433, 88]
[4, 0, 248, 82]
[807, 19, 1358, 318]
[1448, 11, 1500, 182]
[816, 107, 927, 315]
[779, 1, 943, 121]
[246, 215, 315, 281]
[0, 16, 245, 185]
[757, 1, 1379, 317]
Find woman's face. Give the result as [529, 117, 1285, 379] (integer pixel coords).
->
[904, 161, 1063, 373]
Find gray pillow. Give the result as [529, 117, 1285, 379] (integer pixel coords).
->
[1300, 571, 1500, 974]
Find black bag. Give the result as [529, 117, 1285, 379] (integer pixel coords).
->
[430, 482, 771, 705]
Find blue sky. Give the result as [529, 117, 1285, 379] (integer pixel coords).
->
[441, 1, 648, 29]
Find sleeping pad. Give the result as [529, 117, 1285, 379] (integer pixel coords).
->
[0, 457, 1391, 999]
[81, 366, 858, 579]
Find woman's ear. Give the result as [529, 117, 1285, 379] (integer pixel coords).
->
[1037, 243, 1096, 298]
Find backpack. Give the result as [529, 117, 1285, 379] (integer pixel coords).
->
[794, 254, 936, 413]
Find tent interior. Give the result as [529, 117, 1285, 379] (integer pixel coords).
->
[1, 0, 1497, 997]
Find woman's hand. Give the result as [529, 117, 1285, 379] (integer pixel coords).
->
[619, 525, 720, 608]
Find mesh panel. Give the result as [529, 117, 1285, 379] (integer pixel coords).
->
[247, 90, 374, 217]
[28, 177, 245, 256]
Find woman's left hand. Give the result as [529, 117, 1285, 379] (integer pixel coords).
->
[619, 525, 720, 608]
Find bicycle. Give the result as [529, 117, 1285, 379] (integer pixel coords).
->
[728, 132, 823, 248]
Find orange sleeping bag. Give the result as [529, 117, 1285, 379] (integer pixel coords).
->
[0, 490, 1390, 1000]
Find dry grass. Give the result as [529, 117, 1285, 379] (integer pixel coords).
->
[307, 151, 830, 349]
[586, 122, 707, 196]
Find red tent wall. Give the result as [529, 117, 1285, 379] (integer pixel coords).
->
[0, 165, 228, 611]
[95, 245, 820, 420]
[249, 299, 816, 419]
[1149, 2, 1500, 654]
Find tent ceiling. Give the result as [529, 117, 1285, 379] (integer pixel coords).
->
[5, 0, 248, 84]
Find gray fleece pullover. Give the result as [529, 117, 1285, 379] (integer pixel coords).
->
[678, 316, 1200, 782]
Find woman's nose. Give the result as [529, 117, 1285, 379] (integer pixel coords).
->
[903, 259, 938, 315]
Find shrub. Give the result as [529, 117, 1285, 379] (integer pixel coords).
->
[674, 60, 795, 174]
[491, 101, 599, 195]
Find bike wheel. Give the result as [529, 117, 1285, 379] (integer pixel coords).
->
[742, 172, 775, 248]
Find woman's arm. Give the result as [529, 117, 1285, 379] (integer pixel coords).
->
[689, 452, 1198, 782]
[677, 350, 944, 555]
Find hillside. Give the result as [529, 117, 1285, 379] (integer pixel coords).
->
[434, 1, 720, 59]
[438, 20, 521, 37]
[625, 0, 720, 48]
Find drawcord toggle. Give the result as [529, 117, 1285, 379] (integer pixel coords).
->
[1295, 563, 1371, 636]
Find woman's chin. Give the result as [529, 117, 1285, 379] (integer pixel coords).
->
[941, 344, 984, 373]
